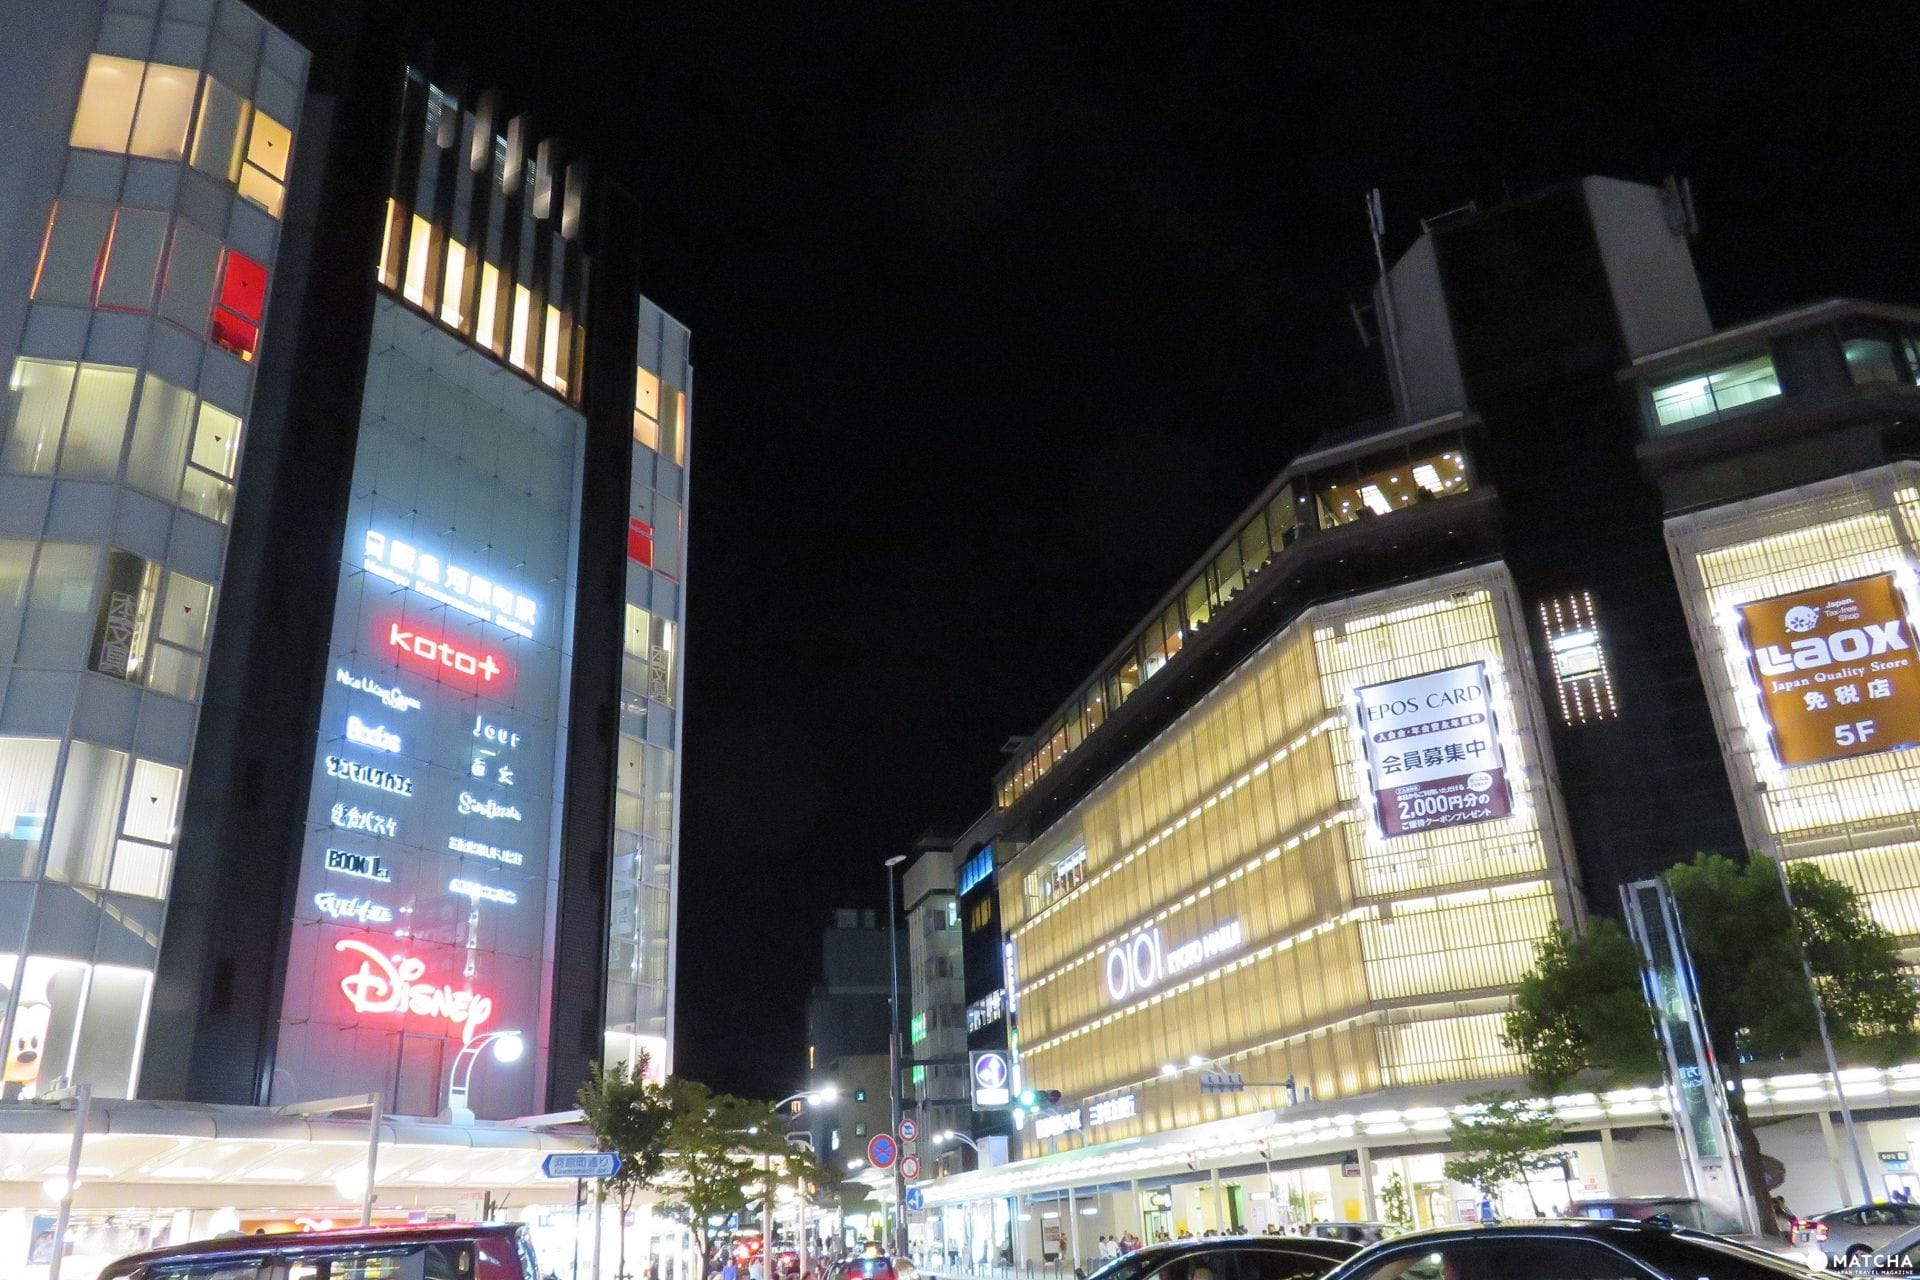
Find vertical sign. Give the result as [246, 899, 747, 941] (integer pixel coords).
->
[1354, 662, 1511, 837]
[1622, 878, 1756, 1235]
[1737, 573, 1920, 766]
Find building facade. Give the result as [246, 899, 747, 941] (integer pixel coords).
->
[920, 179, 1920, 1263]
[0, 0, 690, 1257]
[903, 838, 970, 1173]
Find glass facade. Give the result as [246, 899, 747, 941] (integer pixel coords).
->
[999, 565, 1579, 1153]
[1669, 463, 1920, 944]
[606, 299, 690, 1083]
[0, 0, 305, 1100]
[269, 294, 581, 1120]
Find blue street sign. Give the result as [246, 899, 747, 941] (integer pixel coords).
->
[867, 1133, 898, 1169]
[905, 1187, 926, 1211]
[543, 1151, 622, 1179]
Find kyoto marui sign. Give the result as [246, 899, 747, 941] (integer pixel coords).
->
[1354, 661, 1511, 838]
[1737, 572, 1920, 767]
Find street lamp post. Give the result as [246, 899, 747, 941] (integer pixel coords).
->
[769, 1087, 837, 1280]
[884, 854, 908, 1258]
[447, 1029, 525, 1124]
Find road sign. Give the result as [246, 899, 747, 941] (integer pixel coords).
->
[899, 1118, 917, 1142]
[867, 1132, 898, 1169]
[901, 1155, 921, 1179]
[1198, 1071, 1245, 1095]
[543, 1151, 621, 1179]
[970, 1050, 1012, 1109]
[905, 1186, 926, 1211]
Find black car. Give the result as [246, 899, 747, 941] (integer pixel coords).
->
[1315, 1219, 1807, 1280]
[1087, 1235, 1362, 1280]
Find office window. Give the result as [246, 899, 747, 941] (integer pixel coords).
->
[44, 741, 130, 889]
[88, 549, 160, 682]
[649, 616, 677, 705]
[1649, 353, 1782, 432]
[126, 372, 195, 500]
[0, 737, 59, 878]
[1843, 335, 1902, 387]
[128, 63, 196, 161]
[440, 239, 469, 328]
[108, 758, 183, 897]
[0, 541, 32, 670]
[542, 304, 566, 393]
[210, 248, 267, 360]
[509, 284, 533, 371]
[189, 77, 250, 183]
[402, 213, 433, 307]
[238, 110, 292, 218]
[1316, 447, 1469, 528]
[147, 570, 212, 701]
[623, 604, 653, 697]
[654, 498, 682, 579]
[158, 221, 221, 335]
[97, 209, 169, 312]
[59, 364, 137, 479]
[14, 543, 100, 667]
[69, 54, 144, 153]
[476, 261, 503, 353]
[181, 401, 243, 522]
[31, 200, 113, 307]
[4, 358, 80, 475]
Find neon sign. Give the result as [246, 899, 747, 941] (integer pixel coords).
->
[326, 755, 414, 796]
[457, 792, 522, 822]
[1104, 920, 1244, 1002]
[448, 834, 524, 866]
[335, 667, 420, 713]
[385, 621, 510, 690]
[363, 531, 539, 638]
[449, 877, 518, 905]
[331, 803, 397, 838]
[314, 892, 394, 925]
[325, 848, 391, 882]
[334, 938, 494, 1042]
[345, 715, 402, 753]
[472, 716, 522, 749]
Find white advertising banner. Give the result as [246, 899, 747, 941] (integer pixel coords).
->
[1355, 661, 1511, 837]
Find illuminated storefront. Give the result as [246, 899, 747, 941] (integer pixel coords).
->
[999, 565, 1580, 1151]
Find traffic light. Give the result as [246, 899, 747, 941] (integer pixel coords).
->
[1017, 1088, 1063, 1110]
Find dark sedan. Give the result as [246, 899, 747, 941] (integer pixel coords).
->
[1087, 1235, 1362, 1280]
[1315, 1219, 1809, 1280]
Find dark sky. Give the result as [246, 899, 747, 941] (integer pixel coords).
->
[402, 0, 1917, 1097]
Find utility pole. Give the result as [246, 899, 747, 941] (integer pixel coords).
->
[885, 854, 908, 1257]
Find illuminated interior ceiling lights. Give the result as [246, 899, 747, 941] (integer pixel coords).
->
[1538, 591, 1618, 724]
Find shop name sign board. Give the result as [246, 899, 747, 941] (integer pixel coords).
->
[967, 988, 1006, 1033]
[1355, 662, 1511, 837]
[1033, 1092, 1137, 1140]
[1737, 573, 1920, 766]
[1104, 920, 1244, 1002]
[335, 938, 494, 1042]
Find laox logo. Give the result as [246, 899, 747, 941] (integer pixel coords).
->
[1755, 622, 1909, 676]
[385, 622, 506, 686]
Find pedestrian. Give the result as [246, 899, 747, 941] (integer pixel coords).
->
[722, 1259, 739, 1280]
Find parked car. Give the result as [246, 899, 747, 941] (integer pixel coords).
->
[1854, 1216, 1920, 1272]
[1303, 1223, 1396, 1246]
[98, 1221, 541, 1280]
[1316, 1219, 1809, 1280]
[1565, 1196, 1747, 1235]
[1086, 1234, 1361, 1280]
[826, 1255, 921, 1280]
[1791, 1202, 1920, 1266]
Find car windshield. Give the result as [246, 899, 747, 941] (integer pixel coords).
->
[1087, 1251, 1164, 1280]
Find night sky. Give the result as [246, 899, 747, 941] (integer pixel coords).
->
[378, 1, 1917, 1096]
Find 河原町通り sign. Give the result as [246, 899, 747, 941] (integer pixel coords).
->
[1355, 662, 1511, 837]
[1738, 572, 1920, 767]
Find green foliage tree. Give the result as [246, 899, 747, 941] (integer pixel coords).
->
[578, 1056, 675, 1280]
[1441, 1091, 1567, 1217]
[1505, 920, 1662, 1091]
[652, 1080, 819, 1273]
[1378, 1171, 1413, 1233]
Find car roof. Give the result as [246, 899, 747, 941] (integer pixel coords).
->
[1345, 1219, 1712, 1248]
[104, 1222, 521, 1268]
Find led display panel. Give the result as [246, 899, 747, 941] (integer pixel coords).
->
[274, 299, 582, 1120]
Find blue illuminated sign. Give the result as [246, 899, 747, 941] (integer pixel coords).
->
[959, 845, 995, 895]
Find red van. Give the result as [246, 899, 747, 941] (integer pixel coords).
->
[97, 1221, 544, 1280]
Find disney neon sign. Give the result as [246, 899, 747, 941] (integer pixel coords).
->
[334, 938, 494, 1043]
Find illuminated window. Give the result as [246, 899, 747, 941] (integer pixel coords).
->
[60, 364, 137, 479]
[69, 54, 144, 153]
[147, 570, 213, 700]
[0, 736, 59, 878]
[542, 304, 565, 392]
[45, 741, 130, 888]
[402, 214, 433, 307]
[87, 549, 160, 683]
[126, 372, 195, 500]
[189, 77, 250, 183]
[158, 221, 221, 336]
[128, 63, 196, 160]
[97, 209, 168, 312]
[476, 261, 504, 353]
[1316, 447, 1470, 529]
[181, 402, 243, 523]
[210, 249, 267, 361]
[440, 239, 469, 328]
[634, 367, 661, 450]
[239, 109, 293, 218]
[1649, 353, 1781, 432]
[509, 284, 533, 371]
[4, 358, 80, 475]
[1538, 591, 1618, 724]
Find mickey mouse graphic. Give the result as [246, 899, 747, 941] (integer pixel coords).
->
[4, 998, 52, 1099]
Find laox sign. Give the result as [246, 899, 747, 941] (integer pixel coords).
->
[335, 938, 493, 1042]
[1753, 621, 1910, 675]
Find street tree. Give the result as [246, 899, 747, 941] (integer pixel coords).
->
[1504, 919, 1661, 1091]
[1442, 1091, 1567, 1217]
[578, 1055, 676, 1280]
[653, 1080, 815, 1272]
